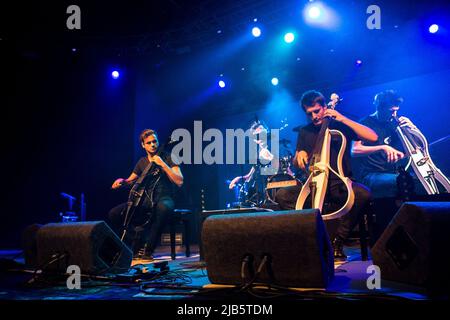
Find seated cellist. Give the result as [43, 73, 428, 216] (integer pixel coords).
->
[278, 90, 378, 260]
[351, 90, 446, 198]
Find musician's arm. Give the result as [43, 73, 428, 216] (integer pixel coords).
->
[323, 109, 378, 143]
[351, 140, 386, 157]
[162, 165, 184, 187]
[150, 155, 184, 187]
[112, 173, 138, 189]
[341, 117, 378, 143]
[352, 141, 405, 162]
[294, 129, 309, 172]
[244, 166, 256, 181]
[124, 173, 139, 185]
[229, 167, 255, 189]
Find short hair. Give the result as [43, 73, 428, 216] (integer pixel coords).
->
[373, 90, 403, 110]
[139, 129, 158, 143]
[300, 90, 326, 110]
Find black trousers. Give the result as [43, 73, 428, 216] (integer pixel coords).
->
[108, 197, 174, 255]
[276, 180, 372, 241]
[362, 172, 428, 199]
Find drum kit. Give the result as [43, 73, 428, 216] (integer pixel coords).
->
[226, 118, 304, 208]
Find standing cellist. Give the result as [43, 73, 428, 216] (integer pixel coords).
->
[290, 90, 378, 260]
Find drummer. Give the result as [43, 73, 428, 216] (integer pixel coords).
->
[229, 120, 280, 190]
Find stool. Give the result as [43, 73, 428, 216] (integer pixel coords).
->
[356, 202, 375, 261]
[358, 212, 370, 261]
[328, 202, 374, 262]
[168, 209, 193, 260]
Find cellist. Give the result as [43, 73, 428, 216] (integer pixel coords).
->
[351, 90, 428, 198]
[292, 90, 377, 260]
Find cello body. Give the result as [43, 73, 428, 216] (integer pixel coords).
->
[393, 117, 450, 194]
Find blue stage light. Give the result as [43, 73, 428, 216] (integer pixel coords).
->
[252, 27, 261, 37]
[218, 80, 226, 88]
[308, 6, 321, 19]
[303, 2, 338, 29]
[111, 70, 120, 79]
[271, 77, 279, 86]
[284, 32, 295, 43]
[429, 24, 439, 34]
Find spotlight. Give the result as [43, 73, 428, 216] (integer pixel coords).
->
[284, 32, 295, 43]
[429, 24, 439, 34]
[308, 6, 321, 19]
[271, 77, 279, 86]
[252, 27, 261, 37]
[218, 80, 226, 88]
[303, 2, 338, 29]
[355, 59, 362, 66]
[111, 70, 120, 79]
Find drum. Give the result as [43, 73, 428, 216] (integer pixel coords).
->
[265, 173, 302, 204]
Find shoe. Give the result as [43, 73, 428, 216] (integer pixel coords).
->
[140, 254, 154, 261]
[332, 237, 347, 261]
[133, 253, 154, 261]
[133, 246, 154, 261]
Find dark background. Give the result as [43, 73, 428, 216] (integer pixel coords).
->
[1, 0, 449, 248]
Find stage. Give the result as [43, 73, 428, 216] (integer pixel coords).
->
[3, 1, 450, 311]
[0, 244, 440, 302]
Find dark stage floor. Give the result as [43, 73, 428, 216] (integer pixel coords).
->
[0, 244, 444, 302]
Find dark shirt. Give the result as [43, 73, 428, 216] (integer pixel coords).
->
[132, 151, 177, 203]
[296, 121, 357, 180]
[356, 114, 407, 177]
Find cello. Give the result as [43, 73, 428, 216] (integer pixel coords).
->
[392, 112, 450, 195]
[295, 93, 355, 220]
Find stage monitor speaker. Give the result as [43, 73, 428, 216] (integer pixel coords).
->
[371, 202, 450, 291]
[22, 223, 43, 269]
[25, 221, 132, 275]
[202, 209, 334, 288]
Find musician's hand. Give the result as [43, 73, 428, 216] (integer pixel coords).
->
[323, 109, 346, 122]
[382, 145, 405, 163]
[150, 155, 165, 167]
[112, 178, 125, 189]
[296, 151, 309, 171]
[398, 116, 417, 130]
